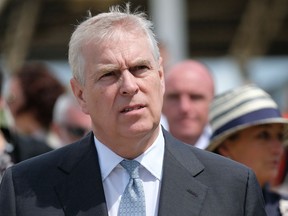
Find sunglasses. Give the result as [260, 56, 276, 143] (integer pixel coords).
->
[63, 124, 90, 138]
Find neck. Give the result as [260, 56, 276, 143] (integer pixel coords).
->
[95, 125, 160, 159]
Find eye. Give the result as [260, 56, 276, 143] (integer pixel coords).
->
[99, 71, 117, 80]
[257, 131, 270, 140]
[129, 65, 149, 74]
[166, 93, 180, 102]
[189, 94, 204, 101]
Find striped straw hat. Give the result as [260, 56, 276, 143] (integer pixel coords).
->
[206, 84, 288, 152]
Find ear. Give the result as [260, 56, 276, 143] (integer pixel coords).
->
[70, 78, 89, 115]
[50, 123, 62, 138]
[158, 57, 165, 94]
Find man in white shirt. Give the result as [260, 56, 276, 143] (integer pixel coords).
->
[0, 3, 267, 216]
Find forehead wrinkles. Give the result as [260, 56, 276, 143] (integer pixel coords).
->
[93, 45, 133, 71]
[99, 37, 154, 68]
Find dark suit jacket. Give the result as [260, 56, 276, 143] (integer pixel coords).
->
[0, 129, 267, 215]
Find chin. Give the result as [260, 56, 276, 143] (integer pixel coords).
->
[122, 123, 151, 133]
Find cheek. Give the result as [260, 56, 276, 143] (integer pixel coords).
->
[196, 100, 210, 110]
[80, 88, 97, 115]
[199, 107, 209, 120]
[162, 103, 172, 115]
[228, 143, 247, 158]
[86, 88, 114, 114]
[234, 146, 260, 165]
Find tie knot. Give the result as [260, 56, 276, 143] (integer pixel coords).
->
[120, 160, 140, 179]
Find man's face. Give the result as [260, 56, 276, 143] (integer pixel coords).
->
[71, 33, 165, 145]
[6, 77, 25, 117]
[162, 68, 213, 144]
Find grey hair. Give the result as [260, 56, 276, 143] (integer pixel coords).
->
[53, 93, 81, 124]
[68, 2, 160, 85]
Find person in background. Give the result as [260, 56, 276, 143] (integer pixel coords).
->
[0, 68, 52, 164]
[6, 61, 66, 143]
[162, 60, 214, 149]
[0, 3, 266, 215]
[50, 92, 91, 148]
[0, 69, 13, 182]
[206, 84, 288, 215]
[271, 113, 288, 197]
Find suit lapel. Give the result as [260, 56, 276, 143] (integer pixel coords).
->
[52, 130, 208, 215]
[54, 133, 108, 216]
[158, 130, 208, 216]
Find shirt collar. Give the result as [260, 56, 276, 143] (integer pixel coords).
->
[94, 127, 165, 181]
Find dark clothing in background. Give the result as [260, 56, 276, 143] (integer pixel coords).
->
[263, 185, 288, 216]
[1, 127, 53, 163]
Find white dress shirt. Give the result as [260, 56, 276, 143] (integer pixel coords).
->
[194, 125, 212, 149]
[94, 127, 165, 216]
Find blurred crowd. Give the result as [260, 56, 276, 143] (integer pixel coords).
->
[0, 61, 92, 181]
[1, 56, 288, 215]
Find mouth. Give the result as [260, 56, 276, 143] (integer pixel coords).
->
[120, 105, 145, 113]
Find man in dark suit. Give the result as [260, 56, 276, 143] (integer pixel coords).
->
[0, 3, 267, 216]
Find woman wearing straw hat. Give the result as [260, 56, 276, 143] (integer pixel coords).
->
[206, 84, 288, 216]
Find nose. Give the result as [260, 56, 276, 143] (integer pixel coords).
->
[179, 95, 191, 112]
[119, 70, 139, 96]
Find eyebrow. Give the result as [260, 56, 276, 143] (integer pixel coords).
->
[97, 59, 152, 73]
[133, 59, 151, 66]
[97, 64, 119, 74]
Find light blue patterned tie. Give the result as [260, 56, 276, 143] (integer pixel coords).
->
[118, 160, 146, 216]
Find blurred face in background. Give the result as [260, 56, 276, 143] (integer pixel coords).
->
[5, 63, 65, 136]
[6, 77, 25, 118]
[162, 61, 214, 145]
[218, 123, 285, 187]
[53, 106, 91, 145]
